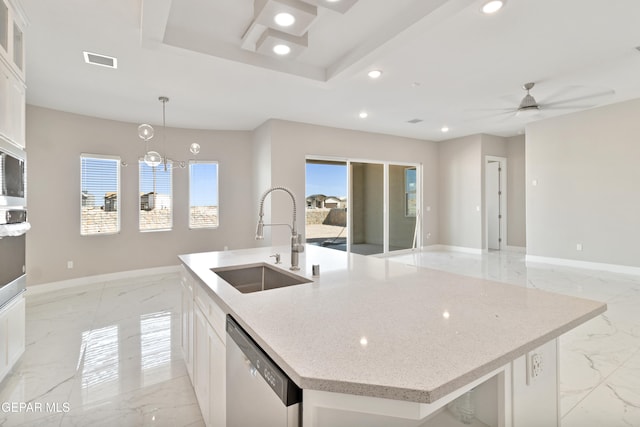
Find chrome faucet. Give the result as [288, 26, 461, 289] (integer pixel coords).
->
[255, 186, 305, 271]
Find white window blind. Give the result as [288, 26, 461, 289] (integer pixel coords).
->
[139, 160, 173, 231]
[405, 167, 417, 217]
[80, 154, 120, 235]
[189, 161, 219, 229]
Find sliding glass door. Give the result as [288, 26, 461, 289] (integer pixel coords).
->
[350, 162, 384, 255]
[389, 165, 417, 251]
[306, 158, 420, 256]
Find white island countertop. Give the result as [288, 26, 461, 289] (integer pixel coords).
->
[179, 245, 606, 404]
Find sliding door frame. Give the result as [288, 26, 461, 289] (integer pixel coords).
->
[305, 155, 422, 255]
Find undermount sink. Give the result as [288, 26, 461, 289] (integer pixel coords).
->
[212, 263, 312, 294]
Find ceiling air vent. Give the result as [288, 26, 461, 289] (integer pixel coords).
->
[83, 51, 118, 69]
[407, 118, 423, 124]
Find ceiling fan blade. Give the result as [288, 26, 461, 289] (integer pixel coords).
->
[544, 89, 614, 108]
[469, 110, 515, 121]
[466, 107, 514, 113]
[542, 105, 595, 110]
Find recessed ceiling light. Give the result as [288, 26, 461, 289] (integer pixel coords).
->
[326, 0, 341, 2]
[481, 0, 505, 14]
[273, 44, 291, 55]
[274, 12, 295, 27]
[367, 70, 383, 79]
[441, 126, 449, 133]
[359, 111, 368, 119]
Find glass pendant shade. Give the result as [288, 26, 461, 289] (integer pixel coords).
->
[144, 151, 162, 167]
[190, 142, 201, 155]
[138, 124, 154, 141]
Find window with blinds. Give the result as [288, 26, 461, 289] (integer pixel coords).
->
[139, 160, 173, 231]
[189, 161, 219, 229]
[80, 154, 120, 236]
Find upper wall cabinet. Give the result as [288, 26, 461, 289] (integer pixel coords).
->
[0, 0, 26, 79]
[0, 0, 25, 149]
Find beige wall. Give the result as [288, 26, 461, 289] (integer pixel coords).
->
[438, 135, 483, 249]
[26, 106, 255, 286]
[526, 98, 640, 267]
[251, 120, 273, 247]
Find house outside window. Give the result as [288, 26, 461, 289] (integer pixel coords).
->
[80, 154, 120, 235]
[139, 161, 173, 231]
[189, 161, 219, 229]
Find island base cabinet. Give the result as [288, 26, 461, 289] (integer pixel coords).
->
[303, 339, 559, 427]
[182, 266, 226, 427]
[303, 368, 504, 427]
[511, 339, 559, 427]
[180, 267, 194, 381]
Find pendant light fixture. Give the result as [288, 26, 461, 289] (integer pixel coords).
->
[138, 96, 197, 169]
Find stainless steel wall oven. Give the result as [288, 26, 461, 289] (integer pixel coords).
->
[0, 138, 26, 208]
[0, 138, 27, 308]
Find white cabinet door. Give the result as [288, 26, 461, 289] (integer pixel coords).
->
[0, 305, 8, 376]
[180, 274, 194, 380]
[0, 294, 25, 383]
[0, 59, 25, 148]
[208, 322, 226, 427]
[194, 305, 211, 424]
[184, 267, 227, 427]
[0, 62, 9, 141]
[7, 74, 24, 147]
[6, 295, 24, 364]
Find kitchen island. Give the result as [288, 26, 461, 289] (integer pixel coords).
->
[179, 245, 605, 427]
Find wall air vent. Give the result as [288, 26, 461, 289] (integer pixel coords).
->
[407, 118, 423, 124]
[636, 46, 640, 53]
[83, 51, 118, 69]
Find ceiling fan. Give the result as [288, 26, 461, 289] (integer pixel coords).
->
[477, 82, 615, 119]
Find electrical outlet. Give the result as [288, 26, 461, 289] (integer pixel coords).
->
[527, 352, 543, 385]
[576, 243, 583, 251]
[67, 261, 74, 269]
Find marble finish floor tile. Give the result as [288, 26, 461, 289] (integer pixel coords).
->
[389, 249, 640, 426]
[0, 273, 203, 427]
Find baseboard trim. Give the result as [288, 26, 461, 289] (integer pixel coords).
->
[421, 245, 483, 255]
[26, 265, 181, 296]
[506, 245, 526, 253]
[526, 255, 640, 276]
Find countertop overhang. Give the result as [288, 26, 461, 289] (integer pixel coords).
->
[180, 245, 606, 404]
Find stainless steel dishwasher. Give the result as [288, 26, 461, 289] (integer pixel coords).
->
[226, 315, 302, 427]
